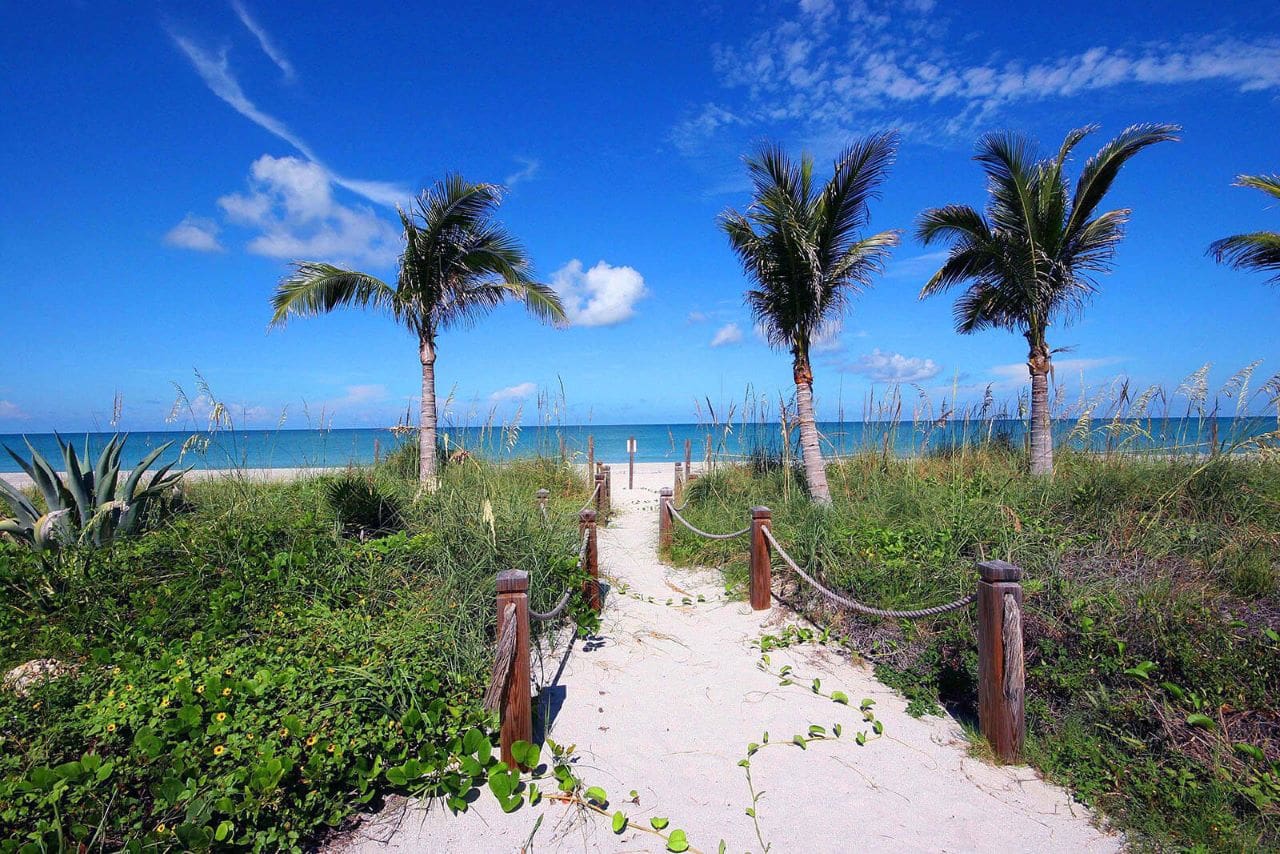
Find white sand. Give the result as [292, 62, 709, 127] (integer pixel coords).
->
[334, 462, 1120, 853]
[0, 466, 343, 490]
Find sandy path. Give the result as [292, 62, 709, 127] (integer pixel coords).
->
[338, 463, 1119, 853]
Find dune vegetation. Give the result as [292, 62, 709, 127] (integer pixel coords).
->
[0, 449, 591, 851]
[668, 441, 1279, 850]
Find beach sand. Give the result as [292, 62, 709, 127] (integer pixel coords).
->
[0, 466, 343, 491]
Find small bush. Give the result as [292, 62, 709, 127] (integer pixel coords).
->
[325, 473, 402, 538]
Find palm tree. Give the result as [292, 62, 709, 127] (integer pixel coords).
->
[1208, 174, 1280, 284]
[916, 123, 1179, 476]
[270, 175, 565, 487]
[720, 134, 901, 505]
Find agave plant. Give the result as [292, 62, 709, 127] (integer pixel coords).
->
[0, 435, 186, 552]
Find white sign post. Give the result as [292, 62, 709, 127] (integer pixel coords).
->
[627, 437, 636, 488]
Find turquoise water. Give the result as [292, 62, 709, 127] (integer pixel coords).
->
[1, 418, 1275, 472]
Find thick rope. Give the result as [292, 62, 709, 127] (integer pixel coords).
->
[579, 481, 602, 515]
[530, 590, 572, 622]
[483, 603, 518, 711]
[763, 527, 976, 619]
[1002, 593, 1025, 704]
[668, 504, 750, 540]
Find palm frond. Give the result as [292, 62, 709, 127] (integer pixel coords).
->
[1208, 232, 1280, 284]
[270, 264, 396, 326]
[1066, 122, 1180, 236]
[1235, 174, 1280, 200]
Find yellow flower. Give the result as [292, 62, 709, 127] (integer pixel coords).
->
[160, 697, 171, 708]
[215, 712, 227, 722]
[274, 610, 284, 618]
[213, 745, 225, 756]
[156, 823, 167, 834]
[326, 743, 336, 753]
[326, 667, 335, 674]
[276, 646, 284, 654]
[196, 685, 205, 694]
[224, 667, 233, 675]
[31, 701, 40, 711]
[111, 666, 121, 675]
[221, 687, 231, 697]
[107, 689, 115, 698]
[246, 732, 255, 741]
[278, 727, 290, 738]
[106, 723, 117, 733]
[175, 658, 185, 666]
[117, 701, 126, 710]
[125, 684, 134, 692]
[306, 734, 319, 747]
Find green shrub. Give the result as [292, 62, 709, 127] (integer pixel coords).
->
[324, 473, 402, 538]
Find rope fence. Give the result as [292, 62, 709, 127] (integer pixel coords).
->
[658, 478, 1027, 763]
[488, 483, 607, 767]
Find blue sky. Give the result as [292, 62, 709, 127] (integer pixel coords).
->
[3, 0, 1279, 431]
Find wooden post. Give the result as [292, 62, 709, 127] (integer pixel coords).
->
[602, 466, 612, 517]
[673, 462, 683, 504]
[628, 436, 636, 489]
[535, 488, 549, 516]
[658, 487, 673, 552]
[749, 507, 772, 610]
[684, 438, 692, 479]
[579, 509, 600, 611]
[976, 560, 1025, 763]
[373, 437, 381, 464]
[587, 434, 595, 475]
[704, 435, 712, 469]
[593, 472, 607, 516]
[495, 570, 531, 768]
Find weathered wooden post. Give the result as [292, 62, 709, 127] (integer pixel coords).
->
[704, 435, 712, 469]
[593, 472, 607, 515]
[535, 488, 549, 516]
[976, 560, 1025, 763]
[658, 487, 673, 552]
[673, 462, 683, 504]
[495, 570, 531, 768]
[602, 466, 612, 517]
[587, 434, 595, 475]
[749, 507, 772, 610]
[684, 438, 692, 479]
[579, 509, 600, 611]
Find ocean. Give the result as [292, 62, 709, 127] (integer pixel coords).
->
[1, 418, 1275, 472]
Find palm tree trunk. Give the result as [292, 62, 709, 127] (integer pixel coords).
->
[419, 336, 439, 489]
[1027, 342, 1053, 476]
[793, 355, 832, 505]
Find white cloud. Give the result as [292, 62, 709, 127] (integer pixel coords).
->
[551, 260, 649, 327]
[0, 400, 27, 420]
[710, 322, 744, 347]
[990, 357, 1124, 384]
[671, 103, 744, 155]
[217, 155, 400, 266]
[844, 348, 941, 383]
[686, 310, 708, 323]
[327, 384, 388, 411]
[170, 32, 407, 208]
[231, 0, 295, 81]
[490, 382, 537, 403]
[164, 214, 224, 252]
[505, 157, 540, 189]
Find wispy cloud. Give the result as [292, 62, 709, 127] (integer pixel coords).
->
[686, 310, 709, 323]
[504, 156, 540, 189]
[0, 400, 27, 420]
[676, 2, 1280, 152]
[218, 154, 400, 266]
[169, 31, 408, 208]
[230, 0, 295, 81]
[989, 356, 1124, 385]
[326, 383, 388, 412]
[551, 260, 649, 327]
[164, 214, 224, 252]
[710, 322, 744, 347]
[841, 348, 941, 383]
[490, 382, 537, 403]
